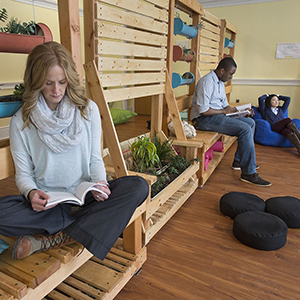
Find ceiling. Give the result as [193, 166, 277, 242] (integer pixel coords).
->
[198, 0, 282, 8]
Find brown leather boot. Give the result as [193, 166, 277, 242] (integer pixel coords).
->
[287, 132, 300, 154]
[287, 121, 300, 140]
[13, 231, 75, 260]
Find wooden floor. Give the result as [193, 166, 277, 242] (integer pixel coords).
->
[114, 115, 300, 300]
[1, 115, 300, 299]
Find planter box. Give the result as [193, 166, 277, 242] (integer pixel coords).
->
[103, 130, 199, 244]
[0, 23, 53, 54]
[0, 95, 22, 118]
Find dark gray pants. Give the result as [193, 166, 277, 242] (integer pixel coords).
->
[0, 176, 148, 260]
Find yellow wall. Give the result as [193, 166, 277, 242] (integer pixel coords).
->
[207, 0, 300, 118]
[1, 0, 299, 124]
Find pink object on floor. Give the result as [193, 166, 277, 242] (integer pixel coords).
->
[204, 141, 224, 171]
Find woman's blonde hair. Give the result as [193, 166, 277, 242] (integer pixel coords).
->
[22, 41, 88, 128]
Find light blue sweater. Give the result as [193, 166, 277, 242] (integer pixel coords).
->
[9, 100, 107, 198]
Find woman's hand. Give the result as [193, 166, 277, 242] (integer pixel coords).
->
[91, 180, 111, 202]
[29, 189, 53, 212]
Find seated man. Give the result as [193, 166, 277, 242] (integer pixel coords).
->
[190, 57, 271, 187]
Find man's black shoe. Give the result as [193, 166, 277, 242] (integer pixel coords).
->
[240, 173, 272, 187]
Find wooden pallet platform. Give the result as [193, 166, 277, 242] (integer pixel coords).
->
[45, 246, 146, 300]
[145, 178, 198, 244]
[0, 237, 146, 300]
[0, 236, 92, 300]
[172, 131, 237, 187]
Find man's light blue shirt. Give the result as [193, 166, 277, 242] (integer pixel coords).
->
[190, 70, 229, 120]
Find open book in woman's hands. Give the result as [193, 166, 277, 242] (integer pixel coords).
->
[45, 182, 108, 207]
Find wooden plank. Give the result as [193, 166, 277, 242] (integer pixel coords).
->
[61, 243, 81, 257]
[64, 276, 105, 298]
[151, 94, 163, 136]
[219, 19, 226, 60]
[99, 72, 165, 87]
[145, 179, 198, 244]
[0, 261, 37, 289]
[83, 0, 95, 66]
[72, 260, 122, 293]
[84, 60, 128, 178]
[96, 40, 167, 59]
[199, 38, 219, 49]
[0, 289, 13, 300]
[57, 0, 83, 85]
[47, 289, 74, 300]
[225, 84, 232, 94]
[96, 21, 168, 46]
[201, 20, 220, 35]
[0, 272, 27, 299]
[200, 29, 220, 42]
[175, 0, 204, 15]
[91, 257, 129, 273]
[96, 3, 168, 35]
[44, 248, 72, 264]
[0, 237, 61, 287]
[189, 12, 201, 96]
[0, 144, 14, 180]
[123, 215, 143, 254]
[199, 54, 219, 63]
[145, 0, 169, 9]
[224, 19, 238, 34]
[164, 69, 186, 141]
[100, 0, 168, 22]
[203, 9, 221, 26]
[199, 46, 219, 56]
[176, 95, 192, 112]
[199, 62, 217, 71]
[103, 84, 165, 102]
[97, 56, 166, 72]
[146, 163, 199, 219]
[56, 282, 94, 300]
[20, 249, 92, 300]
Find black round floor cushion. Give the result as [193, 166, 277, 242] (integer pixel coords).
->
[233, 211, 288, 251]
[220, 192, 265, 219]
[265, 196, 300, 228]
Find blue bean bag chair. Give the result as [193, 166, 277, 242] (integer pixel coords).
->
[252, 106, 300, 147]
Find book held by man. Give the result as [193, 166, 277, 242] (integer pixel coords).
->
[45, 182, 108, 207]
[226, 103, 252, 118]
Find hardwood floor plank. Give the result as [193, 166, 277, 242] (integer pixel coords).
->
[2, 114, 300, 299]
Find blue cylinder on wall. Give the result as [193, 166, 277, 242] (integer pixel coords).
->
[174, 18, 198, 39]
[172, 72, 195, 88]
[224, 37, 235, 48]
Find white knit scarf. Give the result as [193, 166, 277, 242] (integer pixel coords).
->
[30, 93, 84, 153]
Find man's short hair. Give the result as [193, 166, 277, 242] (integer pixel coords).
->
[216, 57, 237, 71]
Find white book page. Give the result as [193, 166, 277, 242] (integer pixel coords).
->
[226, 110, 250, 118]
[45, 182, 101, 207]
[75, 182, 100, 199]
[235, 103, 251, 112]
[46, 192, 82, 207]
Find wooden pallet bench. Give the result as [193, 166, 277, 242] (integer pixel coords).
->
[171, 95, 237, 187]
[0, 138, 148, 300]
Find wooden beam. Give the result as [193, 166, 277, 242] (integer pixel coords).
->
[57, 0, 83, 85]
[84, 60, 128, 178]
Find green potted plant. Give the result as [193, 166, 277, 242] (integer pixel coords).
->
[0, 8, 53, 54]
[130, 135, 160, 173]
[0, 83, 24, 118]
[127, 132, 193, 198]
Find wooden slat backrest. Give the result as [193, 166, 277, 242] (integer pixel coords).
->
[198, 9, 222, 77]
[84, 0, 174, 175]
[94, 0, 168, 101]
